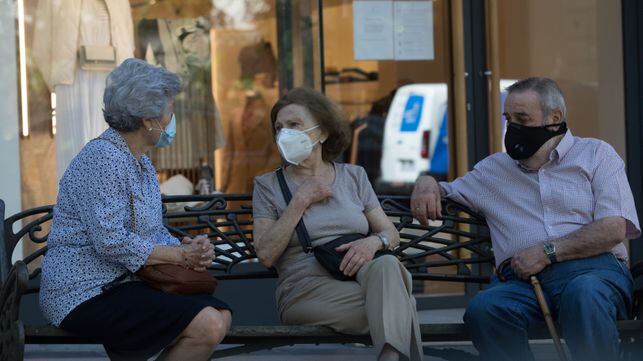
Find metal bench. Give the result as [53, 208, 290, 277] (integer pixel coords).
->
[1, 194, 641, 360]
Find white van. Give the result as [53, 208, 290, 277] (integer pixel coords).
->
[378, 80, 516, 191]
[379, 83, 448, 186]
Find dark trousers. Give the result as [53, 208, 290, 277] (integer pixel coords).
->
[464, 253, 632, 361]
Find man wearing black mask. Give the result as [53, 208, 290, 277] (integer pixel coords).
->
[410, 77, 640, 361]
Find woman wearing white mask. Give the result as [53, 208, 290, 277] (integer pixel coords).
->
[252, 87, 423, 361]
[40, 59, 231, 361]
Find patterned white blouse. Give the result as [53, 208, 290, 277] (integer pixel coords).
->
[40, 127, 179, 326]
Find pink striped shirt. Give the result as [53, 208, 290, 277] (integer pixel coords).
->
[440, 130, 641, 266]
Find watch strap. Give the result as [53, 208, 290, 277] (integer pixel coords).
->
[544, 242, 557, 263]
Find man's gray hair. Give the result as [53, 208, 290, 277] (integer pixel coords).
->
[506, 77, 567, 121]
[103, 58, 181, 132]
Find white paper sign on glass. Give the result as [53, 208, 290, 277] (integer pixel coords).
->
[394, 1, 434, 60]
[353, 1, 395, 60]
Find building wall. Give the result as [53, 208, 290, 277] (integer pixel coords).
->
[0, 0, 23, 262]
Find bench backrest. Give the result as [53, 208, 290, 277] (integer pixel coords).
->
[0, 194, 493, 288]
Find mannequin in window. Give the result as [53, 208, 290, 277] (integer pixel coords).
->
[138, 16, 226, 179]
[33, 0, 135, 180]
[222, 88, 279, 194]
[217, 39, 280, 194]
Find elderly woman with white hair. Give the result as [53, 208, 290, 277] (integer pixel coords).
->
[39, 58, 231, 361]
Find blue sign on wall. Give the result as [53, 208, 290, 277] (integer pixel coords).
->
[400, 95, 424, 132]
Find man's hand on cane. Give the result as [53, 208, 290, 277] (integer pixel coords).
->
[511, 244, 551, 280]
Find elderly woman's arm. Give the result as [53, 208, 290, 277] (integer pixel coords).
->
[335, 166, 399, 277]
[146, 246, 184, 265]
[366, 206, 400, 248]
[336, 207, 400, 277]
[73, 149, 213, 273]
[253, 196, 308, 268]
[145, 237, 214, 271]
[253, 176, 332, 268]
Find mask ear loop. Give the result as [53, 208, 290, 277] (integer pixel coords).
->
[308, 125, 326, 146]
[303, 124, 321, 133]
[310, 132, 326, 148]
[147, 119, 166, 133]
[542, 121, 567, 135]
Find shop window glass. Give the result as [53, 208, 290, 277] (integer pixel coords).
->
[497, 0, 626, 159]
[321, 0, 461, 298]
[322, 0, 453, 196]
[17, 0, 319, 258]
[20, 0, 321, 207]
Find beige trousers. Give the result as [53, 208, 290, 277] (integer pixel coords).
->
[281, 255, 423, 360]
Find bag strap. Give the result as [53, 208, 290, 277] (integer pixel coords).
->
[129, 192, 136, 230]
[275, 168, 313, 253]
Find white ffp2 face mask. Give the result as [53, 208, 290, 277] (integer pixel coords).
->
[276, 125, 320, 165]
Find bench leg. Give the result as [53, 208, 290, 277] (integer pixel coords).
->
[619, 333, 643, 361]
[0, 320, 25, 361]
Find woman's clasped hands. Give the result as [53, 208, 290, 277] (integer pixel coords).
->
[180, 235, 215, 272]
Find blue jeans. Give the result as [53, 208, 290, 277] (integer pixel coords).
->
[464, 253, 633, 361]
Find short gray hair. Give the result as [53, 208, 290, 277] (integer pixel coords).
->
[103, 58, 181, 132]
[506, 77, 567, 121]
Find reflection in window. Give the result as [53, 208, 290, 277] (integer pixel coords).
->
[210, 1, 282, 194]
[322, 0, 451, 193]
[132, 0, 283, 195]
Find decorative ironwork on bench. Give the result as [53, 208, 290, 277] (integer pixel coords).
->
[1, 194, 493, 286]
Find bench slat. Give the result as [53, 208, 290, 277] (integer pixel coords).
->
[26, 320, 641, 345]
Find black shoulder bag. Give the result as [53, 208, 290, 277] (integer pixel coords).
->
[275, 168, 389, 281]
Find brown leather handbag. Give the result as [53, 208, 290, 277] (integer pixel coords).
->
[136, 264, 218, 295]
[129, 193, 218, 295]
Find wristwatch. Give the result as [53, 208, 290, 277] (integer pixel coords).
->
[543, 242, 557, 264]
[375, 233, 391, 250]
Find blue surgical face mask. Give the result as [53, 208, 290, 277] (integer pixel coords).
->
[152, 113, 176, 148]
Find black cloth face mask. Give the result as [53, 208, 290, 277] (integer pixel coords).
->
[504, 121, 568, 160]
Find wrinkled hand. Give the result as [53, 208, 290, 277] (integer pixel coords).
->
[294, 176, 333, 208]
[335, 237, 381, 277]
[511, 244, 550, 280]
[181, 235, 215, 272]
[410, 176, 442, 225]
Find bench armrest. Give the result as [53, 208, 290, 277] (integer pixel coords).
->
[0, 260, 28, 361]
[1, 261, 29, 322]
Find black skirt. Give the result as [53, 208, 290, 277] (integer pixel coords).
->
[59, 281, 231, 361]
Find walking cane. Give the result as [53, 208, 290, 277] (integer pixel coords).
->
[530, 275, 570, 361]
